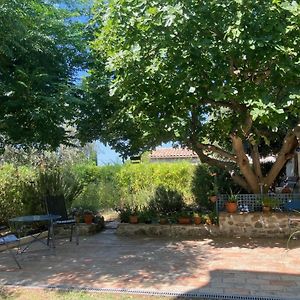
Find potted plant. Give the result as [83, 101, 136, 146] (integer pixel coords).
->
[159, 214, 168, 225]
[177, 211, 192, 225]
[83, 210, 94, 225]
[129, 206, 139, 224]
[260, 197, 280, 213]
[193, 212, 201, 225]
[225, 193, 238, 213]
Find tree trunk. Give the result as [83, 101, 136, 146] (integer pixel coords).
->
[191, 123, 299, 194]
[231, 133, 260, 193]
[264, 131, 298, 187]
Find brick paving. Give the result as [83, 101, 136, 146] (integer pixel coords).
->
[0, 227, 299, 299]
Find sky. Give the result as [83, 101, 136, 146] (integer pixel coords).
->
[95, 141, 123, 165]
[94, 141, 173, 166]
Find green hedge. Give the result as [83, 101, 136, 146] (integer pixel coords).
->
[0, 164, 38, 224]
[0, 160, 236, 223]
[70, 161, 196, 210]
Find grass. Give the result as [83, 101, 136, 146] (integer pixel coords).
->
[0, 286, 202, 300]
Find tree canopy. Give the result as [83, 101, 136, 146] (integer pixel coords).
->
[0, 0, 87, 151]
[80, 0, 300, 192]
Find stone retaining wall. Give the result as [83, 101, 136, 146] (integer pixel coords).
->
[117, 212, 297, 238]
[56, 222, 104, 236]
[116, 223, 219, 238]
[219, 212, 294, 237]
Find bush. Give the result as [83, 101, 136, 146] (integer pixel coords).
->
[117, 162, 194, 208]
[72, 183, 101, 212]
[0, 164, 38, 224]
[148, 186, 184, 215]
[191, 164, 214, 209]
[35, 167, 83, 210]
[191, 164, 241, 210]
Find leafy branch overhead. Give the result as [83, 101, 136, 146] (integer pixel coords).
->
[79, 0, 300, 193]
[0, 0, 88, 151]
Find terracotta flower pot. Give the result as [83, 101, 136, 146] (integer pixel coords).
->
[84, 214, 93, 225]
[194, 216, 201, 225]
[225, 202, 237, 213]
[262, 206, 271, 213]
[129, 215, 138, 224]
[178, 217, 191, 225]
[159, 218, 168, 225]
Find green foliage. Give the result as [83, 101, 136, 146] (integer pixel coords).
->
[0, 164, 38, 224]
[117, 162, 194, 206]
[80, 0, 300, 192]
[260, 197, 281, 209]
[115, 204, 139, 223]
[72, 183, 101, 212]
[191, 164, 214, 209]
[138, 208, 156, 224]
[191, 164, 241, 209]
[148, 186, 184, 215]
[227, 194, 238, 203]
[0, 0, 87, 150]
[35, 167, 83, 210]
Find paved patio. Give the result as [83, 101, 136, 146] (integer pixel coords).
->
[0, 224, 300, 300]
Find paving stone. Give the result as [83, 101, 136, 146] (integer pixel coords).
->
[0, 228, 300, 299]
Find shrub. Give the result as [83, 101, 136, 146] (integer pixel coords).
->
[115, 205, 139, 223]
[36, 167, 83, 210]
[148, 186, 184, 215]
[0, 164, 38, 224]
[191, 164, 214, 209]
[191, 164, 241, 210]
[72, 183, 101, 212]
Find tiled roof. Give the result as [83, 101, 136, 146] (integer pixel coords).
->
[150, 148, 198, 159]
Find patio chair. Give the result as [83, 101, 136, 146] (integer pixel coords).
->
[44, 195, 79, 245]
[285, 200, 300, 249]
[0, 226, 21, 269]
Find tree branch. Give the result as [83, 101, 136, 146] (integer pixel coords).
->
[202, 98, 247, 112]
[192, 144, 236, 170]
[231, 173, 251, 192]
[230, 133, 260, 193]
[250, 140, 263, 179]
[264, 125, 299, 187]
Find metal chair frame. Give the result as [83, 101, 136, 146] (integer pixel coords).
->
[0, 226, 21, 269]
[44, 195, 79, 245]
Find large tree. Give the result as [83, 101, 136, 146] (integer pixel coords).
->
[80, 0, 300, 193]
[0, 0, 87, 151]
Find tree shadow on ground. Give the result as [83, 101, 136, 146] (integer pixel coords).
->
[0, 230, 299, 299]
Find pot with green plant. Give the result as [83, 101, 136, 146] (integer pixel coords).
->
[129, 206, 139, 224]
[177, 210, 192, 225]
[193, 212, 201, 225]
[225, 193, 238, 213]
[83, 210, 94, 224]
[260, 197, 280, 213]
[159, 214, 169, 225]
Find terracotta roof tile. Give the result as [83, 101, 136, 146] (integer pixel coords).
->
[150, 148, 198, 159]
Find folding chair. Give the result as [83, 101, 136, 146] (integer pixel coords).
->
[0, 226, 21, 269]
[285, 200, 300, 249]
[44, 195, 79, 245]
